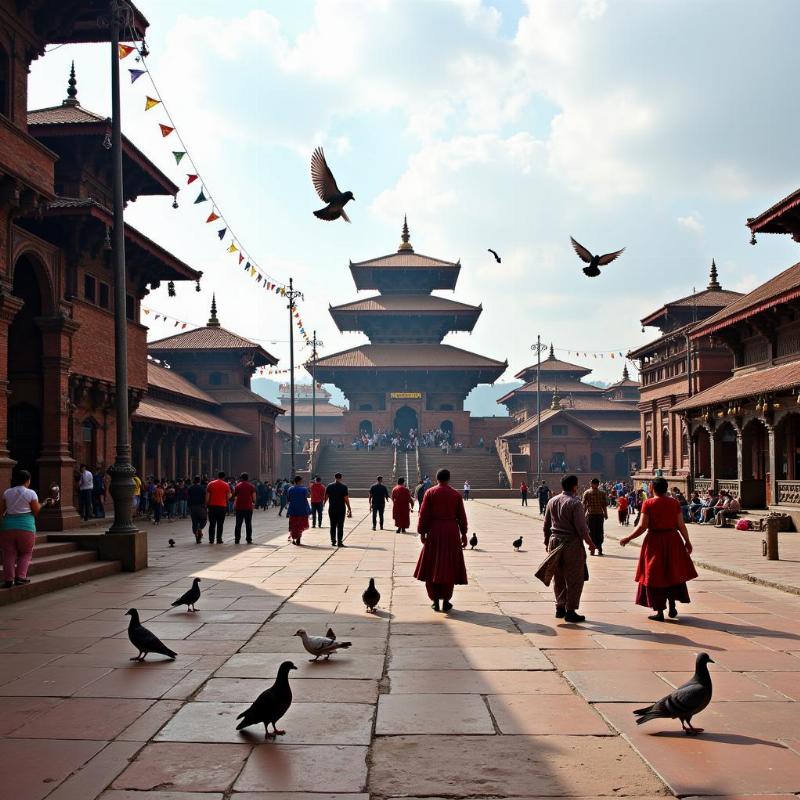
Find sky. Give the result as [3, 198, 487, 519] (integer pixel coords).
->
[28, 0, 800, 386]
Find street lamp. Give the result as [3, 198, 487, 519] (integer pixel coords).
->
[530, 336, 548, 484]
[285, 279, 304, 477]
[309, 331, 323, 475]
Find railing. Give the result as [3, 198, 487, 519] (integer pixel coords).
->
[496, 437, 514, 484]
[391, 446, 398, 481]
[776, 480, 800, 505]
[415, 444, 421, 482]
[693, 478, 713, 494]
[717, 479, 741, 496]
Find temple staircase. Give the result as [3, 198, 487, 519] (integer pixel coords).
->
[312, 446, 396, 493]
[418, 446, 513, 495]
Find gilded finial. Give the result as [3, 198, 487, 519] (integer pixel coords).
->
[550, 386, 562, 410]
[622, 363, 630, 381]
[707, 258, 721, 290]
[207, 293, 220, 327]
[548, 342, 555, 360]
[64, 61, 78, 106]
[398, 214, 413, 252]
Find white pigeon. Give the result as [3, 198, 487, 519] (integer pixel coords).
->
[294, 628, 352, 661]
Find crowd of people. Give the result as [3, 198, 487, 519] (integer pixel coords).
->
[346, 426, 470, 453]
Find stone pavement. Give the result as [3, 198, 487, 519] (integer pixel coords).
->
[0, 498, 798, 800]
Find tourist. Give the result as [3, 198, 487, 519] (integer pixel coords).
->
[687, 491, 702, 522]
[369, 475, 390, 531]
[187, 476, 207, 543]
[582, 477, 607, 556]
[92, 466, 106, 518]
[616, 492, 629, 524]
[205, 471, 231, 543]
[715, 493, 740, 526]
[309, 476, 325, 528]
[151, 482, 164, 525]
[392, 477, 413, 532]
[132, 470, 142, 518]
[463, 480, 471, 501]
[0, 470, 47, 588]
[286, 475, 310, 545]
[176, 479, 189, 519]
[234, 472, 256, 544]
[415, 478, 426, 509]
[520, 480, 528, 506]
[325, 472, 351, 547]
[422, 474, 433, 493]
[414, 468, 469, 612]
[278, 480, 289, 516]
[77, 463, 93, 522]
[541, 474, 595, 623]
[701, 490, 725, 524]
[620, 477, 697, 621]
[255, 480, 268, 511]
[498, 469, 504, 487]
[164, 481, 177, 521]
[537, 481, 550, 514]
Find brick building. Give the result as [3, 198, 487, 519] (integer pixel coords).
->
[276, 382, 346, 442]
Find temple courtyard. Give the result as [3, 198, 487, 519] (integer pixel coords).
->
[1, 498, 799, 800]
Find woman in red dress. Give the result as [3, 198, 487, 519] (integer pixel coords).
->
[620, 477, 697, 621]
[414, 468, 468, 612]
[391, 477, 413, 533]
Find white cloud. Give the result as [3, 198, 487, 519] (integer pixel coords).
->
[677, 214, 704, 234]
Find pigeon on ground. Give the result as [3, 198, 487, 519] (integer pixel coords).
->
[295, 628, 352, 661]
[633, 652, 714, 735]
[236, 660, 297, 739]
[168, 539, 175, 547]
[570, 236, 625, 277]
[171, 577, 201, 612]
[469, 533, 478, 549]
[310, 147, 354, 223]
[362, 578, 380, 613]
[513, 536, 523, 551]
[488, 248, 501, 263]
[125, 608, 177, 661]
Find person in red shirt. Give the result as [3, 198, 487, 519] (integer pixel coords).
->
[233, 472, 257, 544]
[309, 476, 326, 528]
[205, 471, 232, 544]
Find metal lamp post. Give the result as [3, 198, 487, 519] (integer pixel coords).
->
[531, 336, 548, 484]
[285, 279, 303, 476]
[309, 331, 323, 475]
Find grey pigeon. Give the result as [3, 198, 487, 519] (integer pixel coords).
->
[469, 533, 478, 549]
[634, 652, 714, 735]
[168, 539, 175, 547]
[126, 608, 177, 661]
[311, 147, 354, 223]
[236, 660, 297, 739]
[295, 628, 352, 661]
[513, 536, 523, 551]
[570, 236, 625, 277]
[171, 577, 201, 612]
[362, 577, 380, 613]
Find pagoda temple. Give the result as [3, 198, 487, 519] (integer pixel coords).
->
[312, 219, 507, 442]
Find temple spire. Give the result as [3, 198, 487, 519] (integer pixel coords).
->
[622, 363, 630, 381]
[207, 294, 220, 327]
[398, 214, 414, 253]
[548, 342, 555, 360]
[707, 258, 721, 290]
[63, 61, 78, 106]
[550, 382, 562, 410]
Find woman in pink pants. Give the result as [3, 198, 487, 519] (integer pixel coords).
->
[0, 470, 42, 588]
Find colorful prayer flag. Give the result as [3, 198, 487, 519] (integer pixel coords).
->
[159, 124, 174, 137]
[118, 44, 135, 59]
[128, 69, 145, 83]
[238, 254, 244, 264]
[173, 151, 186, 164]
[227, 243, 238, 253]
[187, 174, 198, 184]
[217, 228, 227, 240]
[194, 189, 207, 203]
[250, 267, 257, 277]
[206, 211, 219, 223]
[144, 96, 160, 111]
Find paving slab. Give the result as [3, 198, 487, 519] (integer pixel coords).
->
[376, 693, 494, 734]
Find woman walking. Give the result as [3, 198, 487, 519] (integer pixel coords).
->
[391, 477, 413, 533]
[414, 468, 468, 612]
[620, 477, 697, 621]
[0, 470, 44, 588]
[520, 480, 528, 506]
[286, 475, 311, 545]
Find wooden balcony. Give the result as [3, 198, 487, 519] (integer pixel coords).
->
[0, 116, 56, 200]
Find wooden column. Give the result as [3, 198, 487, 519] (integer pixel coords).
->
[736, 428, 744, 482]
[168, 433, 177, 479]
[182, 434, 190, 477]
[767, 424, 777, 506]
[0, 290, 23, 488]
[709, 427, 716, 488]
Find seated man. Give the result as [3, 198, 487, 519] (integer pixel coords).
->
[687, 491, 702, 522]
[701, 491, 725, 524]
[715, 494, 740, 526]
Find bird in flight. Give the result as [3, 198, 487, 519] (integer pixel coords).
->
[570, 237, 625, 277]
[310, 147, 354, 223]
[488, 248, 501, 263]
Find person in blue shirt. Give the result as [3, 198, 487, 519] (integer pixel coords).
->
[286, 475, 311, 545]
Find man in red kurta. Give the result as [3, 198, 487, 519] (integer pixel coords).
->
[414, 468, 468, 612]
[391, 477, 413, 532]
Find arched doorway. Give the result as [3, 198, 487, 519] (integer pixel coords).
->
[741, 418, 768, 507]
[440, 420, 454, 441]
[693, 427, 711, 477]
[394, 406, 418, 436]
[358, 419, 373, 437]
[591, 451, 604, 473]
[8, 256, 45, 489]
[716, 422, 738, 479]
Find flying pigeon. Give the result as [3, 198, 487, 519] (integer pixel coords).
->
[171, 577, 201, 612]
[362, 578, 380, 613]
[469, 533, 478, 550]
[125, 608, 177, 661]
[633, 652, 714, 735]
[294, 628, 352, 661]
[513, 536, 523, 551]
[168, 539, 175, 548]
[236, 660, 297, 739]
[310, 147, 354, 223]
[488, 248, 501, 263]
[570, 237, 625, 277]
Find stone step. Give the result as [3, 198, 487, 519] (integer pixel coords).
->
[27, 549, 99, 576]
[0, 559, 121, 606]
[30, 540, 79, 558]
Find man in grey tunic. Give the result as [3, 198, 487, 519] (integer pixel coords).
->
[543, 474, 596, 623]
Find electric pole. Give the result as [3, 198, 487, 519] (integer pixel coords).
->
[286, 278, 303, 476]
[309, 331, 323, 475]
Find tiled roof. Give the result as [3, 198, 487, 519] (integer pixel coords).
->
[28, 103, 107, 126]
[622, 437, 642, 450]
[560, 396, 637, 411]
[278, 383, 331, 400]
[672, 361, 800, 412]
[689, 261, 800, 339]
[134, 397, 249, 436]
[509, 378, 603, 395]
[640, 288, 742, 328]
[569, 414, 639, 432]
[514, 356, 592, 380]
[149, 326, 278, 365]
[313, 344, 507, 371]
[207, 386, 285, 412]
[627, 322, 695, 359]
[501, 408, 597, 438]
[279, 401, 346, 417]
[147, 362, 217, 405]
[747, 186, 800, 233]
[605, 378, 640, 390]
[330, 294, 479, 313]
[350, 252, 459, 269]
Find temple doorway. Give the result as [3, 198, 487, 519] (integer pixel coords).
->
[394, 406, 418, 436]
[8, 255, 45, 489]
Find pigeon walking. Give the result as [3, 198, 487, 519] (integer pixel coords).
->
[570, 237, 625, 277]
[126, 608, 177, 661]
[295, 628, 352, 661]
[362, 578, 380, 613]
[236, 660, 297, 740]
[310, 147, 355, 223]
[171, 577, 201, 612]
[469, 533, 478, 550]
[168, 539, 175, 548]
[513, 536, 523, 551]
[633, 652, 714, 735]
